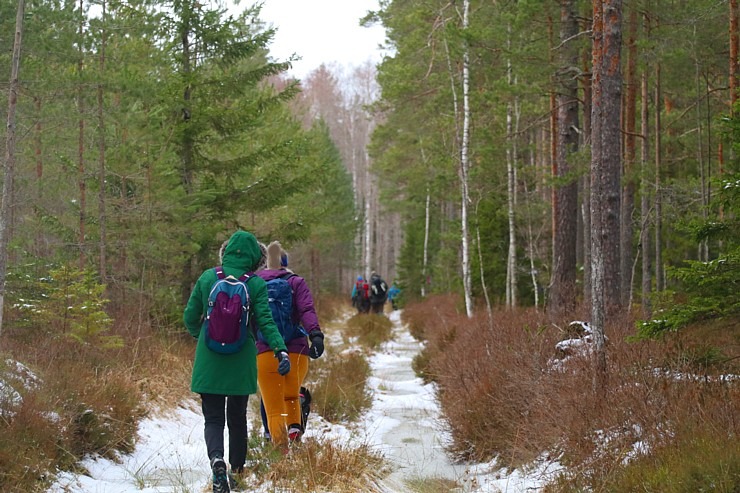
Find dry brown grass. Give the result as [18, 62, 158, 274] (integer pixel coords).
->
[0, 337, 147, 490]
[401, 293, 465, 341]
[307, 305, 377, 419]
[0, 298, 196, 491]
[405, 476, 461, 492]
[305, 349, 372, 422]
[241, 437, 388, 492]
[237, 300, 386, 491]
[344, 313, 393, 350]
[402, 296, 740, 491]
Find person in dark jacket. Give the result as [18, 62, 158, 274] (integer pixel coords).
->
[256, 241, 325, 450]
[184, 230, 290, 493]
[369, 271, 388, 314]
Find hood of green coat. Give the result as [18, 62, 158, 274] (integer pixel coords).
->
[222, 231, 262, 272]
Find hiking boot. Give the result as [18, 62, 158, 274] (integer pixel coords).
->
[210, 456, 230, 493]
[288, 425, 302, 444]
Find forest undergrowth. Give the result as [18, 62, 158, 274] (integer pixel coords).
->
[404, 294, 739, 492]
[0, 296, 194, 492]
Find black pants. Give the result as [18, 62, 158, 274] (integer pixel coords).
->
[200, 393, 249, 471]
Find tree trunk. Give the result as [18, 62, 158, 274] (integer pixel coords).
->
[422, 188, 430, 298]
[35, 97, 42, 181]
[0, 0, 26, 339]
[731, 0, 738, 118]
[97, 0, 108, 281]
[640, 66, 652, 317]
[523, 169, 541, 309]
[694, 30, 708, 262]
[601, 0, 623, 317]
[78, 0, 87, 269]
[728, 0, 738, 215]
[654, 62, 663, 292]
[460, 0, 473, 317]
[548, 15, 557, 308]
[590, 0, 606, 382]
[580, 10, 593, 305]
[476, 219, 493, 321]
[364, 170, 372, 277]
[505, 50, 518, 309]
[621, 3, 638, 307]
[443, 0, 474, 317]
[550, 0, 580, 316]
[179, 1, 195, 305]
[34, 96, 43, 258]
[591, 0, 622, 385]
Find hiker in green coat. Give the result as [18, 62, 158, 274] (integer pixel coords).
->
[184, 230, 289, 493]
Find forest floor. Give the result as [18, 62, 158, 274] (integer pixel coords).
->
[47, 310, 562, 493]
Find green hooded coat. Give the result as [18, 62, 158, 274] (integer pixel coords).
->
[184, 231, 287, 395]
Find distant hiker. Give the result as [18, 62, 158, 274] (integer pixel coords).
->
[387, 281, 401, 310]
[256, 241, 325, 451]
[369, 271, 389, 314]
[351, 275, 370, 314]
[183, 230, 291, 493]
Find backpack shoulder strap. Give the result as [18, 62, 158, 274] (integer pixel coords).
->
[239, 272, 253, 305]
[214, 266, 251, 283]
[279, 272, 296, 281]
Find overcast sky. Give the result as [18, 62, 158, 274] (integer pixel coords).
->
[229, 0, 387, 79]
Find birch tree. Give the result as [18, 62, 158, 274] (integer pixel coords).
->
[440, 0, 473, 316]
[505, 34, 518, 309]
[459, 0, 473, 317]
[421, 190, 431, 297]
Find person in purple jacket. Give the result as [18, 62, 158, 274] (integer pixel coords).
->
[255, 241, 324, 449]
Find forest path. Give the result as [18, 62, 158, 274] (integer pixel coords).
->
[46, 308, 555, 493]
[365, 310, 473, 492]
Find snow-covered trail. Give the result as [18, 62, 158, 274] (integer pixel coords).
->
[47, 309, 559, 493]
[363, 311, 471, 491]
[365, 311, 561, 493]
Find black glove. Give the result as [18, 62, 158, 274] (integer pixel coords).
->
[308, 333, 324, 360]
[276, 351, 291, 375]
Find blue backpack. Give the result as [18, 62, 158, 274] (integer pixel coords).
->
[204, 266, 251, 354]
[258, 272, 308, 343]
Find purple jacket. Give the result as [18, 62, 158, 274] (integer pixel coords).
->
[255, 268, 322, 355]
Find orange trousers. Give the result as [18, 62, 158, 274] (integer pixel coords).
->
[256, 352, 309, 446]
